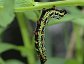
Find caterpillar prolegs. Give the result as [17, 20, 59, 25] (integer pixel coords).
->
[35, 7, 67, 64]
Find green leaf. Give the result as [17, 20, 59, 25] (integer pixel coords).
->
[65, 59, 79, 64]
[73, 18, 84, 26]
[0, 27, 4, 35]
[0, 58, 5, 64]
[0, 0, 3, 6]
[24, 10, 40, 21]
[0, 26, 7, 35]
[17, 46, 27, 57]
[66, 7, 84, 17]
[6, 59, 24, 64]
[15, 0, 34, 8]
[0, 0, 15, 27]
[0, 43, 18, 53]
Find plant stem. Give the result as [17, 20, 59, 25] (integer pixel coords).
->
[15, 0, 84, 12]
[16, 13, 35, 64]
[0, 1, 84, 12]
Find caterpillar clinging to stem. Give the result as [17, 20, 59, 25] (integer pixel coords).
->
[34, 7, 67, 64]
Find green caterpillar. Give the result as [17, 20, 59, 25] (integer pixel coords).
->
[35, 7, 67, 64]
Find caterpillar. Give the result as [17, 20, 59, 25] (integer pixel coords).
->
[35, 7, 67, 64]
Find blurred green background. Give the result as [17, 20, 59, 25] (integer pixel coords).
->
[0, 0, 84, 64]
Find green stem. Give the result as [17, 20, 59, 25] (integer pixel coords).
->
[0, 1, 84, 12]
[15, 1, 84, 12]
[16, 13, 35, 64]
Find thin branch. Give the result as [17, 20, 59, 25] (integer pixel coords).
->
[0, 1, 84, 12]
